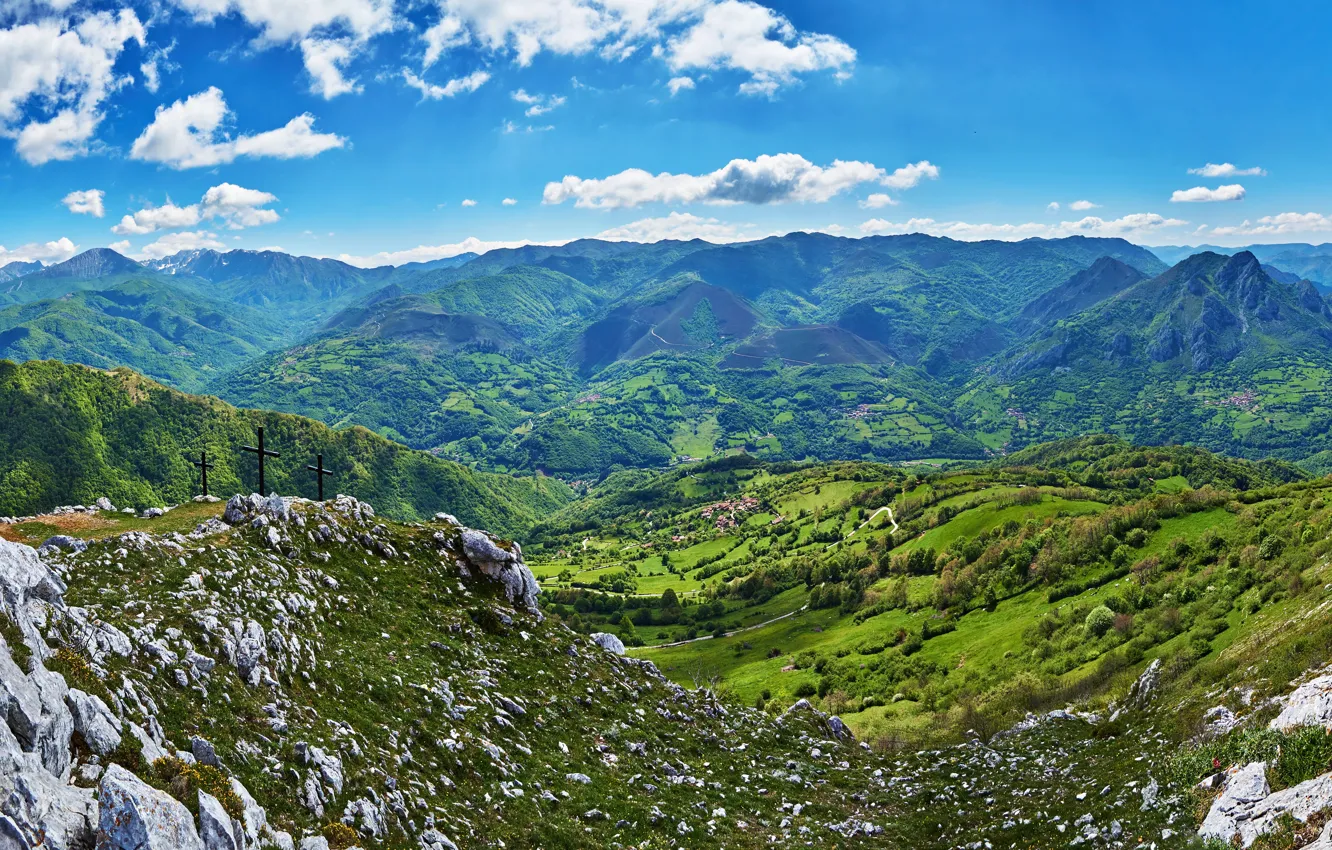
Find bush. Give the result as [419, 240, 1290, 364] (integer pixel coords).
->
[1085, 605, 1115, 637]
[150, 757, 244, 820]
[793, 682, 816, 698]
[323, 823, 361, 850]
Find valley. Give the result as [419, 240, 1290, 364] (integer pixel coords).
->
[4, 237, 1332, 848]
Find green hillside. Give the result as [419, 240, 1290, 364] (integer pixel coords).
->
[0, 279, 291, 392]
[521, 437, 1317, 743]
[960, 251, 1332, 462]
[0, 359, 570, 535]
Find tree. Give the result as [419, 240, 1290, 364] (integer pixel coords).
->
[1085, 605, 1115, 637]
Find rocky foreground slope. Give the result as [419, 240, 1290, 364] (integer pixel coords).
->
[1, 492, 1331, 848]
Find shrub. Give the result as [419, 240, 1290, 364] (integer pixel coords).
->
[323, 823, 361, 850]
[1085, 605, 1115, 637]
[793, 682, 816, 698]
[150, 757, 244, 821]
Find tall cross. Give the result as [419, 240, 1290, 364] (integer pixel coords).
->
[191, 451, 214, 498]
[306, 454, 334, 501]
[241, 427, 280, 495]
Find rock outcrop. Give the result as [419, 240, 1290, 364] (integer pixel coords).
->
[98, 764, 206, 850]
[1200, 761, 1332, 847]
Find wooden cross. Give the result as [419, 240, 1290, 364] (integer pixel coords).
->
[191, 451, 214, 498]
[241, 427, 280, 495]
[306, 454, 334, 501]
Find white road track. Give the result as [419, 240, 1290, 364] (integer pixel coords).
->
[825, 505, 897, 550]
[648, 604, 810, 648]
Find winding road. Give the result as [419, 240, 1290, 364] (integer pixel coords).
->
[647, 603, 811, 648]
[825, 505, 898, 550]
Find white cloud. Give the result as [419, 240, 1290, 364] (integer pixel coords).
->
[167, 0, 394, 97]
[300, 38, 362, 98]
[403, 68, 490, 100]
[858, 212, 1188, 243]
[337, 235, 565, 268]
[859, 193, 896, 209]
[138, 230, 226, 260]
[461, 198, 477, 207]
[544, 154, 936, 209]
[0, 236, 77, 265]
[62, 188, 104, 217]
[422, 0, 852, 95]
[1170, 184, 1246, 203]
[665, 1, 855, 95]
[1069, 199, 1099, 211]
[1188, 162, 1266, 178]
[112, 183, 280, 235]
[0, 10, 147, 164]
[1210, 212, 1332, 239]
[1046, 201, 1060, 212]
[501, 119, 554, 134]
[668, 75, 695, 95]
[107, 240, 132, 255]
[129, 87, 346, 169]
[112, 201, 199, 235]
[502, 197, 517, 205]
[139, 41, 177, 94]
[595, 211, 758, 243]
[882, 160, 940, 190]
[511, 89, 565, 116]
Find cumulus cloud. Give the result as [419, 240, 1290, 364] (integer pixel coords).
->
[301, 38, 362, 98]
[129, 87, 346, 169]
[1188, 162, 1266, 178]
[1069, 199, 1099, 211]
[1210, 212, 1332, 238]
[1046, 202, 1060, 212]
[668, 75, 695, 95]
[461, 198, 477, 207]
[0, 10, 146, 164]
[0, 236, 77, 265]
[337, 235, 565, 268]
[62, 189, 104, 217]
[544, 154, 937, 209]
[403, 68, 490, 99]
[420, 0, 852, 95]
[859, 193, 896, 209]
[502, 197, 517, 205]
[112, 183, 280, 235]
[511, 89, 565, 116]
[167, 0, 394, 99]
[595, 211, 759, 243]
[666, 0, 856, 95]
[1171, 184, 1246, 203]
[138, 230, 226, 260]
[859, 212, 1188, 243]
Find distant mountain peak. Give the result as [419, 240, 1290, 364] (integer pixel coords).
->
[34, 248, 140, 279]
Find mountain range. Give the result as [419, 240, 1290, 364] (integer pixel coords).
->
[0, 233, 1330, 478]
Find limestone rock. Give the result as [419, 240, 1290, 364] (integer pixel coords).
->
[1270, 673, 1332, 732]
[590, 633, 625, 655]
[66, 688, 122, 756]
[198, 789, 239, 850]
[1127, 658, 1162, 708]
[98, 763, 206, 850]
[460, 529, 539, 613]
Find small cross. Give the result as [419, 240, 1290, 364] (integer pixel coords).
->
[191, 451, 215, 498]
[306, 454, 335, 501]
[241, 427, 280, 495]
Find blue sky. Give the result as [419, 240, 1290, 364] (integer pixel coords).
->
[2, 0, 1331, 267]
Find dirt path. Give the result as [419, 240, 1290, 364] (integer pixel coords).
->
[646, 604, 810, 648]
[825, 506, 897, 550]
